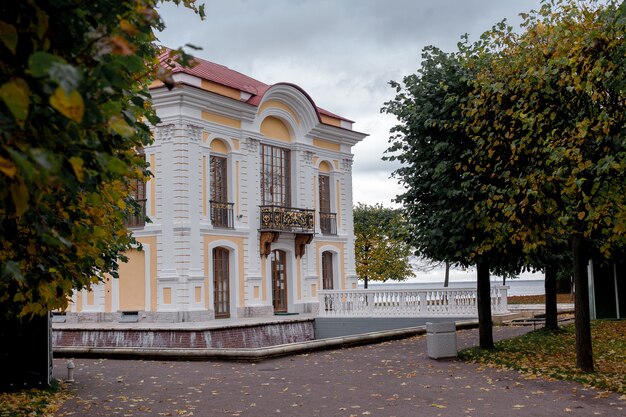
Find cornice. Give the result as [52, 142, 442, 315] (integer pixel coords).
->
[151, 85, 257, 123]
[308, 123, 367, 147]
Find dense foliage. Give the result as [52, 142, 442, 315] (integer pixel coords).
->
[383, 0, 625, 359]
[382, 45, 523, 348]
[353, 203, 414, 288]
[0, 0, 203, 319]
[464, 0, 626, 371]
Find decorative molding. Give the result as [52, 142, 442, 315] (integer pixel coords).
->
[187, 124, 202, 142]
[155, 124, 175, 143]
[245, 137, 260, 153]
[341, 158, 353, 173]
[303, 151, 314, 166]
[259, 231, 279, 257]
[295, 233, 314, 258]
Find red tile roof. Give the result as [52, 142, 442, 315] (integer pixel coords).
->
[159, 50, 351, 123]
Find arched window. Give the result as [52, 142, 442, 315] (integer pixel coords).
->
[210, 155, 233, 228]
[319, 174, 336, 235]
[261, 144, 291, 206]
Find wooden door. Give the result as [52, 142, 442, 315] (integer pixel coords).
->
[271, 250, 288, 313]
[213, 247, 230, 319]
[322, 251, 334, 290]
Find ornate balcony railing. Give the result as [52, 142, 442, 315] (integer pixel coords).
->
[211, 201, 234, 229]
[319, 211, 337, 235]
[125, 198, 146, 228]
[259, 205, 315, 233]
[317, 286, 509, 318]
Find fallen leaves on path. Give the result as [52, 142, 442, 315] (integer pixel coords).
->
[459, 320, 626, 393]
[0, 380, 72, 417]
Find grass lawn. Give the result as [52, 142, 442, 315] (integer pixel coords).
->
[0, 380, 71, 417]
[508, 293, 574, 304]
[459, 319, 626, 394]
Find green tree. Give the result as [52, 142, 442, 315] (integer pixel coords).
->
[353, 203, 414, 289]
[464, 0, 626, 371]
[0, 0, 204, 320]
[382, 46, 523, 349]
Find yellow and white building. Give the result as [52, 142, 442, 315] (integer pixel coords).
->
[68, 54, 366, 322]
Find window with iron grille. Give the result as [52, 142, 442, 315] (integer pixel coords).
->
[125, 177, 146, 228]
[318, 174, 337, 235]
[124, 149, 147, 228]
[210, 155, 233, 228]
[210, 155, 228, 202]
[319, 174, 330, 212]
[260, 144, 290, 206]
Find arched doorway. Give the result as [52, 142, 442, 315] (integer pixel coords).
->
[213, 247, 230, 319]
[322, 251, 334, 290]
[271, 249, 288, 313]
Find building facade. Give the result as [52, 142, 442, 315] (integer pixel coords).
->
[66, 54, 366, 322]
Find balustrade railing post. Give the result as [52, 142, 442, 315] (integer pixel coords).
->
[418, 291, 427, 314]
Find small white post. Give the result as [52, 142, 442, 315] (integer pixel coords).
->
[66, 360, 75, 383]
[500, 285, 509, 313]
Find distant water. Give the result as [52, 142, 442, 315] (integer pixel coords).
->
[358, 279, 545, 297]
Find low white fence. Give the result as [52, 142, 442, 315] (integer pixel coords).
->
[317, 286, 509, 318]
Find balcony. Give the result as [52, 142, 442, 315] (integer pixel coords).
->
[211, 201, 234, 229]
[259, 205, 315, 233]
[319, 211, 337, 235]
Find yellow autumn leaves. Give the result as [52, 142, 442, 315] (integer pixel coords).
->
[0, 381, 71, 417]
[0, 78, 30, 128]
[0, 80, 135, 159]
[0, 79, 85, 127]
[460, 320, 626, 394]
[49, 87, 85, 123]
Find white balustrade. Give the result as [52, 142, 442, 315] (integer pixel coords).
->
[317, 285, 509, 318]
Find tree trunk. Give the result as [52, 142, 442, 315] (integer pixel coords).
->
[544, 265, 558, 331]
[443, 262, 450, 287]
[364, 275, 368, 289]
[476, 261, 494, 349]
[572, 234, 594, 372]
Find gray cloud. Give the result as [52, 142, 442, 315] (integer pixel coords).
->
[158, 0, 543, 205]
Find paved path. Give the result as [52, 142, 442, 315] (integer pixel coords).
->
[53, 326, 625, 417]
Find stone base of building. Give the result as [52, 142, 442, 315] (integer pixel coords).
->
[60, 312, 121, 323]
[53, 319, 316, 349]
[58, 302, 321, 323]
[238, 305, 274, 318]
[58, 310, 211, 324]
[293, 302, 319, 315]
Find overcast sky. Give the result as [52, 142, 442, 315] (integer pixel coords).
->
[157, 0, 544, 207]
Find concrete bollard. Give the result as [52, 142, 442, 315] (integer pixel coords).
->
[66, 360, 75, 383]
[426, 321, 457, 359]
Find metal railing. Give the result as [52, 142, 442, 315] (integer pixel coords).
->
[259, 205, 315, 233]
[210, 201, 234, 229]
[319, 211, 337, 235]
